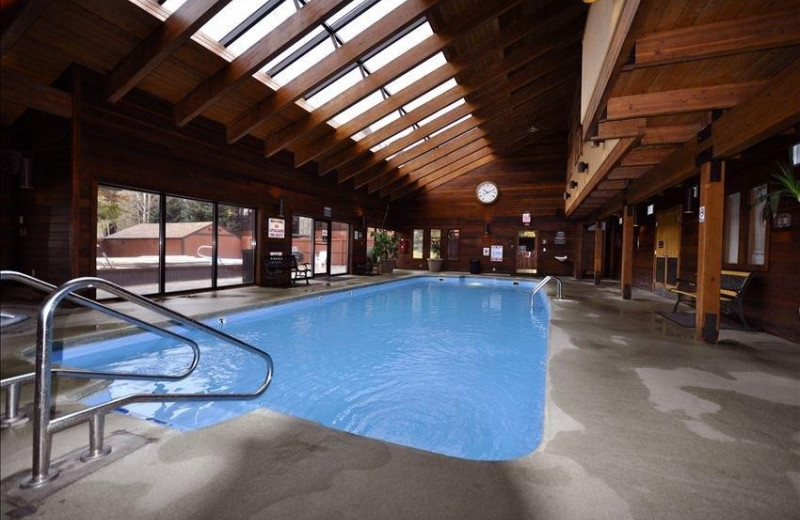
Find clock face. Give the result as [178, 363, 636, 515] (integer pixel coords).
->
[476, 181, 498, 204]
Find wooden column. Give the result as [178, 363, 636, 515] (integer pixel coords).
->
[573, 222, 584, 279]
[621, 205, 634, 299]
[593, 220, 604, 284]
[695, 159, 725, 342]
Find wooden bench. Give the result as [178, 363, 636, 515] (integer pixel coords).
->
[669, 270, 754, 328]
[262, 255, 293, 288]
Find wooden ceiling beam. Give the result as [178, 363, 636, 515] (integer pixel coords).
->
[378, 136, 492, 196]
[174, 0, 351, 126]
[580, 0, 643, 141]
[263, 0, 524, 157]
[0, 69, 72, 118]
[605, 80, 768, 121]
[388, 147, 497, 200]
[297, 8, 568, 169]
[392, 153, 498, 200]
[351, 64, 575, 190]
[105, 0, 233, 103]
[226, 0, 446, 144]
[565, 137, 638, 218]
[620, 146, 677, 167]
[345, 111, 480, 186]
[633, 11, 800, 69]
[621, 59, 800, 209]
[383, 124, 534, 198]
[0, 0, 54, 55]
[369, 129, 488, 193]
[320, 35, 579, 176]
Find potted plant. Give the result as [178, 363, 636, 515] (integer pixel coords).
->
[755, 154, 800, 218]
[370, 229, 399, 274]
[427, 239, 443, 272]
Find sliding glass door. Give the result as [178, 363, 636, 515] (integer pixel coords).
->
[96, 185, 255, 298]
[292, 216, 350, 277]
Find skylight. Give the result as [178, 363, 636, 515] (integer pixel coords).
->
[151, 0, 475, 166]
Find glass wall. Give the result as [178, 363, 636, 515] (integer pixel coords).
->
[96, 185, 255, 297]
[165, 196, 214, 293]
[412, 229, 423, 259]
[292, 216, 351, 277]
[96, 186, 161, 296]
[446, 229, 460, 260]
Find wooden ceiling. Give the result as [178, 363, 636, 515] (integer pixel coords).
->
[566, 0, 800, 220]
[0, 0, 587, 202]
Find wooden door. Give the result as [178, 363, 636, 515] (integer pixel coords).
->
[654, 206, 682, 289]
[516, 229, 538, 274]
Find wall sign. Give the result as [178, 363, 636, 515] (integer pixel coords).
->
[698, 205, 706, 223]
[774, 212, 791, 228]
[268, 218, 285, 238]
[483, 247, 490, 256]
[323, 206, 332, 218]
[522, 212, 531, 225]
[490, 245, 503, 262]
[554, 231, 566, 245]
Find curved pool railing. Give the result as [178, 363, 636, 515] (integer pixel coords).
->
[0, 272, 274, 489]
[530, 276, 563, 308]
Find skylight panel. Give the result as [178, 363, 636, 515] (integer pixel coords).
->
[160, 0, 187, 13]
[331, 89, 384, 126]
[261, 26, 326, 79]
[403, 78, 457, 112]
[369, 125, 413, 151]
[199, 0, 268, 44]
[362, 22, 432, 72]
[417, 99, 465, 127]
[429, 114, 471, 138]
[226, 1, 296, 56]
[333, 0, 406, 42]
[272, 35, 337, 85]
[385, 53, 447, 94]
[305, 66, 364, 108]
[367, 110, 400, 133]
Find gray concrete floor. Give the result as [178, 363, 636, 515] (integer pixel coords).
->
[1, 273, 799, 519]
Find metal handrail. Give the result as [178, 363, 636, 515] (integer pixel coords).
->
[530, 276, 563, 308]
[1, 272, 273, 488]
[1, 271, 201, 428]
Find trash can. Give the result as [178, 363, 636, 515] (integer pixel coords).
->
[469, 259, 481, 274]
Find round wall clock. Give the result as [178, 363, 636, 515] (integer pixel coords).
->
[476, 180, 499, 204]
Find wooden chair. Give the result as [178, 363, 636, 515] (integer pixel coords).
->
[291, 255, 312, 285]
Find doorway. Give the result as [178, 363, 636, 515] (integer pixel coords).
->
[293, 216, 350, 277]
[654, 205, 681, 291]
[516, 229, 538, 274]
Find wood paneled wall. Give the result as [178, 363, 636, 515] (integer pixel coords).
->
[2, 69, 387, 285]
[391, 151, 577, 276]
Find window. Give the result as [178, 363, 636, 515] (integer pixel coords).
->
[429, 229, 441, 259]
[723, 184, 769, 268]
[792, 143, 800, 166]
[748, 185, 767, 265]
[96, 185, 255, 298]
[446, 229, 459, 261]
[96, 186, 160, 296]
[723, 192, 740, 264]
[412, 229, 423, 259]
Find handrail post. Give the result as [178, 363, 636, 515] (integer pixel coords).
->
[22, 293, 60, 488]
[1, 381, 29, 428]
[80, 415, 111, 461]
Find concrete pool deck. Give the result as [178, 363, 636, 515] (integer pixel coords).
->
[1, 273, 799, 519]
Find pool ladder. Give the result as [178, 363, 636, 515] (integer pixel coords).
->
[0, 270, 274, 489]
[530, 276, 563, 308]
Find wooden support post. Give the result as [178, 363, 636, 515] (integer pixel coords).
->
[695, 159, 725, 342]
[573, 222, 584, 279]
[621, 205, 634, 299]
[593, 220, 604, 285]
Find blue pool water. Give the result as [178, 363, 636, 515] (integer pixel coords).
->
[61, 276, 550, 461]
